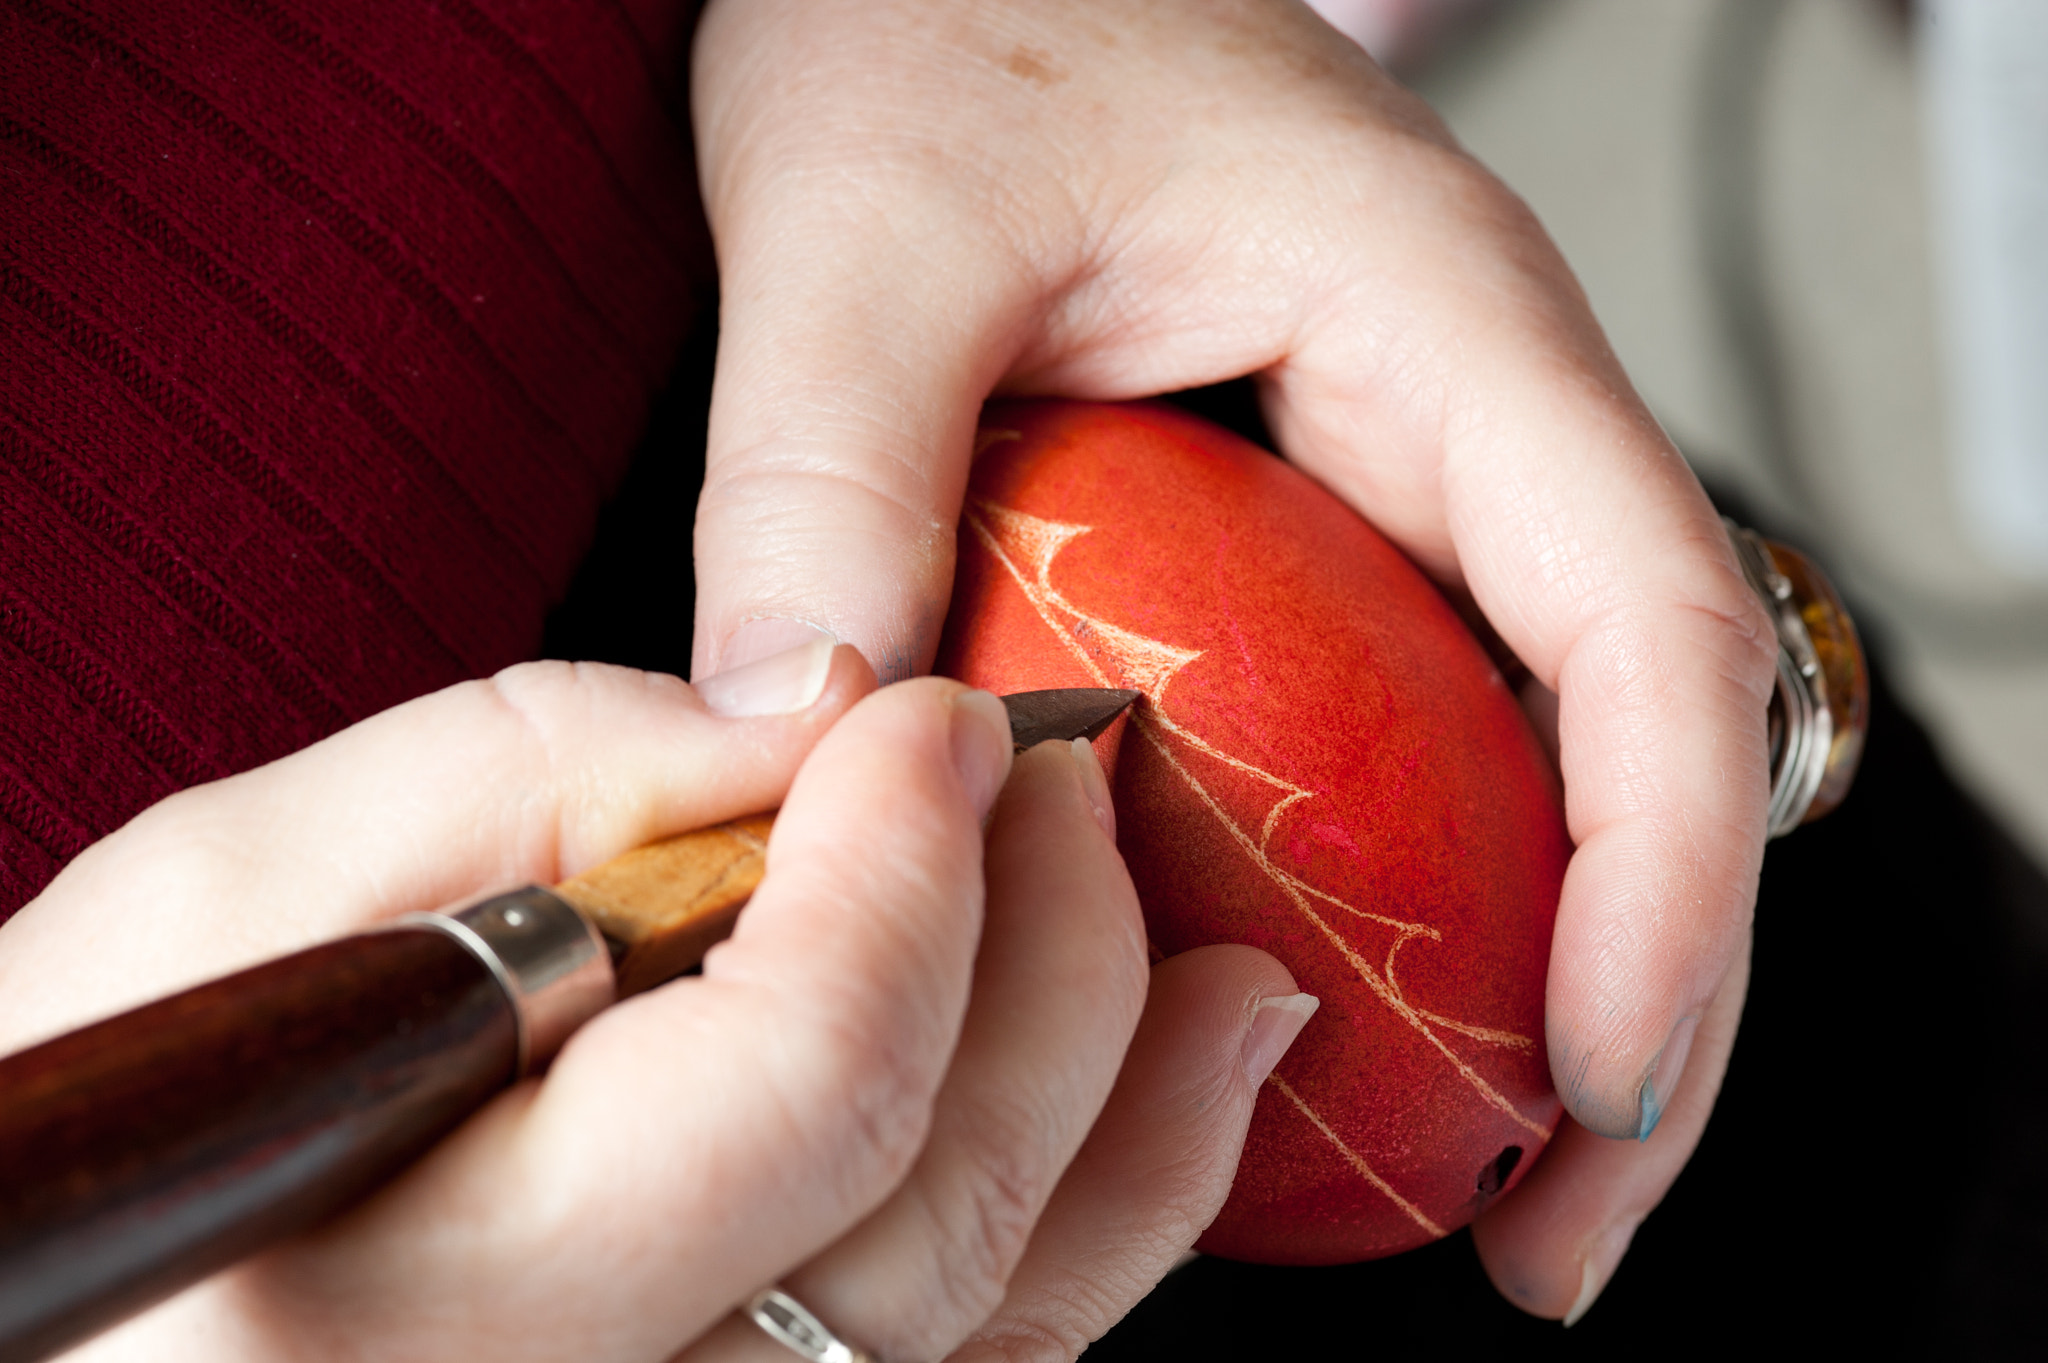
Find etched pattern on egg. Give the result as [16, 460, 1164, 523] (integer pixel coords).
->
[939, 400, 1569, 1264]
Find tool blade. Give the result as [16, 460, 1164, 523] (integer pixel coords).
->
[1000, 688, 1142, 751]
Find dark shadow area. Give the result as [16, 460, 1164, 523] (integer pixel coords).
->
[540, 298, 719, 679]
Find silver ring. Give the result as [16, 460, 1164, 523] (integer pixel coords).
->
[745, 1287, 877, 1363]
[1723, 518, 1862, 837]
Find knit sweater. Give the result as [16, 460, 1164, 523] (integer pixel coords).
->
[0, 0, 711, 921]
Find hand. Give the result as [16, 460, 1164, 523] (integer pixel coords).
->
[688, 0, 1777, 1320]
[4, 649, 1307, 1362]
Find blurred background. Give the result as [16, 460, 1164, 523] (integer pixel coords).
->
[1311, 0, 2048, 868]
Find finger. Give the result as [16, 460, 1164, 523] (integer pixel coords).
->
[684, 0, 1422, 685]
[1470, 932, 1751, 1323]
[778, 739, 1149, 1360]
[688, 0, 1078, 683]
[692, 0, 1778, 1145]
[952, 946, 1312, 1362]
[1258, 149, 1778, 1139]
[128, 679, 1016, 1363]
[682, 737, 1149, 1363]
[0, 640, 869, 1049]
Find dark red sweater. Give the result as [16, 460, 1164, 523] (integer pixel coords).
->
[0, 0, 711, 921]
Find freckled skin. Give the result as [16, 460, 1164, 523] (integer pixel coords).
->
[937, 399, 1570, 1264]
[1001, 44, 1063, 87]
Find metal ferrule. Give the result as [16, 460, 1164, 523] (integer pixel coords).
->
[1726, 520, 1834, 838]
[403, 888, 615, 1074]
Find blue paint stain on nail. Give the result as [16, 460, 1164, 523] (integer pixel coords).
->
[1637, 1077, 1667, 1143]
[1636, 1014, 1701, 1142]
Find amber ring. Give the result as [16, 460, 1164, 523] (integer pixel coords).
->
[745, 1287, 877, 1363]
[1724, 519, 1869, 837]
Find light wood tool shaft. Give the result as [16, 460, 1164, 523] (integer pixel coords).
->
[554, 813, 774, 996]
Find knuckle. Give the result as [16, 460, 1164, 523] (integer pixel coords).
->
[758, 1003, 938, 1220]
[1675, 523, 1781, 683]
[701, 445, 949, 536]
[475, 661, 582, 762]
[1376, 141, 1556, 268]
[952, 1317, 1090, 1363]
[836, 1086, 934, 1200]
[807, 958, 989, 1205]
[848, 1047, 942, 1180]
[479, 659, 677, 773]
[474, 662, 590, 827]
[919, 1096, 1063, 1328]
[100, 787, 246, 889]
[954, 1272, 1149, 1363]
[1576, 525, 1780, 714]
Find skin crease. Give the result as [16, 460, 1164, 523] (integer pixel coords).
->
[690, 0, 1777, 1322]
[6, 661, 1303, 1362]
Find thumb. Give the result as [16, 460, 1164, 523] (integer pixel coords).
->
[690, 253, 1008, 683]
[687, 5, 1050, 683]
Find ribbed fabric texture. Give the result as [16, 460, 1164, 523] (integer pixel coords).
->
[0, 0, 711, 921]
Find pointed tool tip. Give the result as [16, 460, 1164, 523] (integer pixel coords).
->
[1000, 687, 1142, 749]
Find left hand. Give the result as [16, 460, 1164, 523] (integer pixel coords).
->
[686, 0, 1778, 1321]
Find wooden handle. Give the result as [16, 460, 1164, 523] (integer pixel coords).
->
[556, 812, 775, 996]
[0, 689, 1138, 1359]
[0, 812, 775, 1361]
[0, 928, 516, 1363]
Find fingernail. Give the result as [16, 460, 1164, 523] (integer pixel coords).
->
[720, 618, 837, 673]
[949, 689, 1015, 814]
[1637, 1013, 1701, 1142]
[1564, 1217, 1640, 1327]
[1070, 737, 1115, 839]
[695, 636, 835, 717]
[1241, 992, 1319, 1086]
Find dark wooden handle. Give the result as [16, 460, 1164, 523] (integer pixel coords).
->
[0, 927, 517, 1363]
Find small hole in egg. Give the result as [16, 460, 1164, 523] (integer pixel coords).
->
[1477, 1145, 1523, 1196]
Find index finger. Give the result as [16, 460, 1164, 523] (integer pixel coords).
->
[0, 643, 871, 1048]
[207, 679, 1019, 1363]
[1264, 147, 1778, 1141]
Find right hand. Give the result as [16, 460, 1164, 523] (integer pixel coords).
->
[8, 650, 1304, 1362]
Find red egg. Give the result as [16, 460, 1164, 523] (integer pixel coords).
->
[935, 399, 1570, 1264]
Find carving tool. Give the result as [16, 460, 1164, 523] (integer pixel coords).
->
[0, 687, 1139, 1363]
